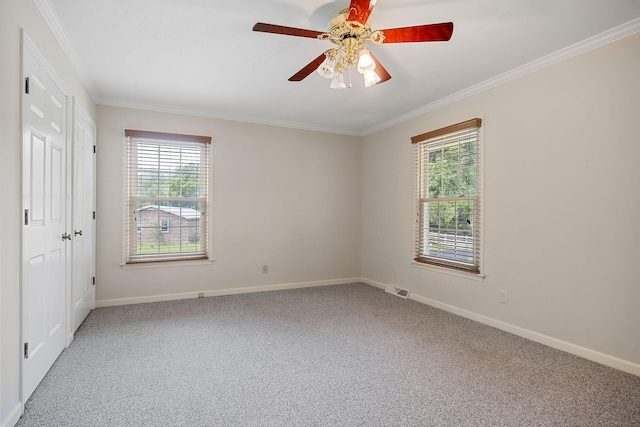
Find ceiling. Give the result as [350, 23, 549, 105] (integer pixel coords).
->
[40, 0, 640, 135]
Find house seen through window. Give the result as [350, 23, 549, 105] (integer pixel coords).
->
[124, 130, 211, 263]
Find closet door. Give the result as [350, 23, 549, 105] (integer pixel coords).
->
[71, 103, 96, 332]
[21, 36, 68, 402]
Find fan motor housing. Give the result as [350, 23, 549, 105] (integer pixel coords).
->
[322, 8, 384, 46]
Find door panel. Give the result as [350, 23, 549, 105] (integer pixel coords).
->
[51, 142, 63, 221]
[29, 132, 46, 224]
[22, 42, 68, 402]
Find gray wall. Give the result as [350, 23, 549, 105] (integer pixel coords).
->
[96, 105, 363, 304]
[362, 32, 640, 372]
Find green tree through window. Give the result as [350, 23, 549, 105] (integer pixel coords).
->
[413, 119, 482, 273]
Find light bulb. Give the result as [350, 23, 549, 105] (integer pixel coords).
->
[363, 70, 381, 88]
[357, 48, 376, 74]
[330, 71, 347, 89]
[317, 53, 336, 79]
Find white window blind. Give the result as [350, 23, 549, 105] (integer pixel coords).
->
[412, 119, 482, 273]
[124, 130, 211, 264]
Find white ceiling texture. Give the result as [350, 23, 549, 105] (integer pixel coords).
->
[38, 0, 640, 135]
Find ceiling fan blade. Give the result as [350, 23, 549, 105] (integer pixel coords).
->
[380, 22, 454, 43]
[288, 53, 327, 81]
[347, 0, 377, 24]
[369, 51, 391, 84]
[253, 22, 323, 39]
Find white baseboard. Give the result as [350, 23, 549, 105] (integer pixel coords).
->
[361, 278, 640, 377]
[1, 402, 23, 427]
[364, 278, 386, 290]
[95, 277, 640, 377]
[95, 277, 362, 308]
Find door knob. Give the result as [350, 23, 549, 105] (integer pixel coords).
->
[62, 233, 72, 241]
[74, 230, 83, 236]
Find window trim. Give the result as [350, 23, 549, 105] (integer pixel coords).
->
[123, 129, 211, 265]
[412, 118, 483, 275]
[411, 118, 482, 144]
[124, 129, 211, 144]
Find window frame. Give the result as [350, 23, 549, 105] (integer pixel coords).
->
[412, 118, 483, 275]
[123, 129, 211, 265]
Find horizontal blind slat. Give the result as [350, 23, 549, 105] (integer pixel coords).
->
[414, 120, 482, 274]
[125, 134, 210, 264]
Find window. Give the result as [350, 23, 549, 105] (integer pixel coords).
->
[124, 129, 211, 264]
[412, 118, 482, 274]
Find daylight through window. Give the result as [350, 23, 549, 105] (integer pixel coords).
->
[412, 119, 482, 273]
[124, 130, 211, 264]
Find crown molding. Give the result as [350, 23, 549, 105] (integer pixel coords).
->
[34, 0, 640, 138]
[362, 17, 640, 136]
[34, 0, 355, 136]
[98, 99, 362, 137]
[34, 0, 99, 102]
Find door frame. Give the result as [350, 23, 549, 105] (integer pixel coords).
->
[20, 30, 73, 403]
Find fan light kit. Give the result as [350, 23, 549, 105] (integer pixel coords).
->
[253, 0, 453, 89]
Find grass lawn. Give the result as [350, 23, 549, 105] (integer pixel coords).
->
[137, 241, 201, 254]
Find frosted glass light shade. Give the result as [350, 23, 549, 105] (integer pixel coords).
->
[357, 49, 376, 74]
[317, 54, 336, 79]
[363, 70, 381, 87]
[330, 72, 346, 89]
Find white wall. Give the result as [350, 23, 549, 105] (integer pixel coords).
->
[362, 32, 640, 372]
[0, 0, 96, 425]
[95, 106, 363, 304]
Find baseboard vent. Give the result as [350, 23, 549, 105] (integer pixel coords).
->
[385, 286, 410, 299]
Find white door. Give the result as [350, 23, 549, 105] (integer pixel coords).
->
[71, 103, 96, 332]
[22, 39, 68, 402]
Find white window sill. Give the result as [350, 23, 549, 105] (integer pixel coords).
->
[412, 261, 485, 282]
[121, 258, 214, 269]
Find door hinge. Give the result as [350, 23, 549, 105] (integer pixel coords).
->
[92, 276, 96, 286]
[93, 211, 96, 220]
[24, 342, 29, 359]
[93, 145, 96, 154]
[25, 77, 30, 94]
[24, 209, 29, 225]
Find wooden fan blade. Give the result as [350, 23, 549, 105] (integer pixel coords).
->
[346, 0, 377, 24]
[253, 22, 323, 39]
[288, 53, 327, 82]
[369, 51, 391, 84]
[380, 22, 454, 43]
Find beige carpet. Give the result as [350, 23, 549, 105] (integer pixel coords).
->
[17, 283, 640, 426]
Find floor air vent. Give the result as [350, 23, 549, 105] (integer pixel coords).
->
[385, 286, 410, 299]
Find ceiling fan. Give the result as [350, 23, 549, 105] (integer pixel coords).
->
[253, 0, 453, 89]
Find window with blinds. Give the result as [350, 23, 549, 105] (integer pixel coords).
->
[412, 118, 482, 273]
[124, 130, 211, 264]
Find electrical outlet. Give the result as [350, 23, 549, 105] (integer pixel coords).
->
[499, 290, 508, 305]
[262, 265, 268, 274]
